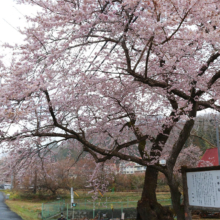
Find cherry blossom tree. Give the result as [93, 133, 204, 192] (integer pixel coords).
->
[1, 0, 220, 219]
[4, 147, 72, 194]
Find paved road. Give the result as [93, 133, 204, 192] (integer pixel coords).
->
[0, 192, 23, 220]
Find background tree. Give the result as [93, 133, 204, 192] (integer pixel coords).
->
[187, 113, 220, 152]
[5, 148, 72, 195]
[1, 0, 220, 219]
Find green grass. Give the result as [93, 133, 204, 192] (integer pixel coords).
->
[63, 190, 171, 202]
[5, 200, 42, 220]
[1, 190, 49, 220]
[4, 190, 220, 220]
[3, 190, 171, 220]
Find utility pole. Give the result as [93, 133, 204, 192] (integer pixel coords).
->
[216, 115, 220, 165]
[10, 174, 13, 190]
[71, 187, 74, 220]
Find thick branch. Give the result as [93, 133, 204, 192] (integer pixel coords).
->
[197, 100, 220, 111]
[144, 37, 154, 78]
[208, 70, 220, 88]
[133, 36, 154, 73]
[134, 74, 190, 100]
[196, 70, 220, 97]
[121, 40, 132, 71]
[167, 102, 197, 169]
[160, 9, 191, 45]
[190, 134, 216, 148]
[198, 52, 220, 76]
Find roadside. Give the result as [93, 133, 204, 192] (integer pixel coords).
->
[3, 190, 171, 220]
[5, 200, 41, 220]
[4, 190, 220, 220]
[0, 191, 23, 220]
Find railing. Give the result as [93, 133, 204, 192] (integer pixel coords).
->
[42, 199, 172, 220]
[42, 199, 65, 220]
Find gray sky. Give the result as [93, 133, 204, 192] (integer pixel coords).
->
[0, 1, 38, 157]
[0, 0, 37, 45]
[0, 0, 38, 65]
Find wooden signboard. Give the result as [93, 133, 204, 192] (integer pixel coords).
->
[182, 166, 220, 220]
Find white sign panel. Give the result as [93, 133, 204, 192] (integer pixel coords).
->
[187, 170, 220, 207]
[71, 187, 74, 204]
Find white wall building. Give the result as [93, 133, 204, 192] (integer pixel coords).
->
[119, 162, 146, 174]
[3, 183, 11, 189]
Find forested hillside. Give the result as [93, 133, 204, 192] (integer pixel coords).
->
[187, 113, 220, 152]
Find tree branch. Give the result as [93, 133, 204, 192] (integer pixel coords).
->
[190, 134, 216, 148]
[198, 52, 220, 76]
[144, 37, 154, 78]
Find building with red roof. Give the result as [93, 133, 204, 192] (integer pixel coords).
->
[197, 148, 219, 167]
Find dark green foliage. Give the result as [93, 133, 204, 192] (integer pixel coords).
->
[186, 113, 220, 153]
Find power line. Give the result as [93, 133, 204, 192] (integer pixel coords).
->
[1, 18, 19, 33]
[13, 6, 25, 17]
[1, 5, 26, 33]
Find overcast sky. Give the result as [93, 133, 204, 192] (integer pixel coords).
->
[0, 0, 39, 65]
[0, 1, 38, 157]
[0, 0, 37, 45]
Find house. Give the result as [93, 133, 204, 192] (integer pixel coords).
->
[197, 148, 219, 167]
[119, 162, 146, 174]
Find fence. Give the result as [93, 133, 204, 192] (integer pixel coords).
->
[42, 199, 172, 220]
[42, 199, 65, 219]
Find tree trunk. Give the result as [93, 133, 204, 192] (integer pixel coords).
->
[137, 167, 174, 220]
[166, 115, 197, 220]
[169, 181, 185, 220]
[51, 189, 57, 195]
[33, 170, 37, 194]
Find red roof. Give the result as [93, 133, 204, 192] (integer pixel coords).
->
[198, 148, 219, 167]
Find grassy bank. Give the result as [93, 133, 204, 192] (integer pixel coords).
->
[2, 190, 47, 220]
[3, 190, 220, 220]
[3, 190, 171, 220]
[5, 200, 42, 220]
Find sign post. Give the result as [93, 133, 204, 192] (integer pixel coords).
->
[215, 116, 220, 165]
[71, 187, 74, 205]
[111, 204, 114, 219]
[182, 166, 220, 219]
[182, 167, 192, 220]
[71, 187, 74, 220]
